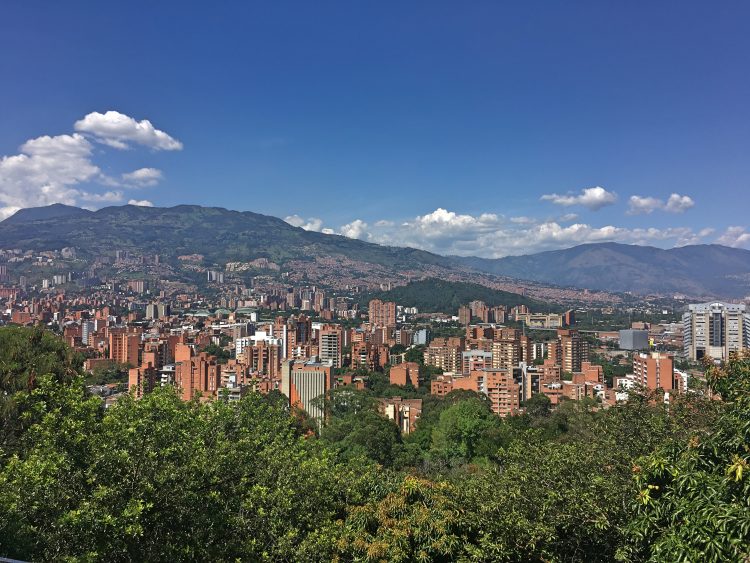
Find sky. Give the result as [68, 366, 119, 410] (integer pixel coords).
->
[1, 1, 749, 257]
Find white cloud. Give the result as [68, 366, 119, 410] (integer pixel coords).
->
[510, 216, 535, 224]
[628, 193, 694, 215]
[665, 193, 695, 213]
[715, 226, 750, 248]
[0, 206, 21, 220]
[558, 213, 579, 222]
[0, 133, 99, 212]
[329, 207, 717, 258]
[627, 196, 663, 215]
[122, 167, 163, 187]
[128, 199, 154, 207]
[340, 219, 369, 240]
[285, 214, 325, 232]
[0, 112, 176, 213]
[540, 186, 617, 210]
[74, 110, 182, 151]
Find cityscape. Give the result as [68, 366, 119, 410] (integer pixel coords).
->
[1, 2, 749, 562]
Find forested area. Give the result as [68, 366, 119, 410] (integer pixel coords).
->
[1, 326, 749, 562]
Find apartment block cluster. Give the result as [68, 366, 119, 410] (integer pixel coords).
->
[421, 298, 693, 417]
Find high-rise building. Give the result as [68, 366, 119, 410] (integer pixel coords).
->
[424, 337, 464, 373]
[109, 329, 141, 367]
[682, 302, 749, 361]
[458, 305, 471, 326]
[280, 359, 333, 423]
[368, 299, 396, 327]
[379, 397, 422, 434]
[174, 352, 222, 401]
[632, 352, 676, 391]
[318, 324, 343, 368]
[556, 329, 589, 374]
[491, 328, 521, 370]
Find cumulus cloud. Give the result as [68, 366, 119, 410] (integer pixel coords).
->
[128, 199, 154, 207]
[627, 196, 662, 215]
[540, 186, 617, 210]
[0, 132, 99, 213]
[324, 207, 717, 258]
[122, 167, 163, 187]
[74, 110, 182, 151]
[340, 219, 369, 240]
[628, 193, 695, 215]
[0, 111, 176, 213]
[284, 214, 325, 232]
[715, 226, 750, 248]
[629, 193, 695, 215]
[665, 193, 695, 213]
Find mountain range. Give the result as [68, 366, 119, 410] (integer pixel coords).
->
[2, 204, 749, 299]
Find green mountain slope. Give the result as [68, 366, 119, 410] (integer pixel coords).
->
[0, 204, 450, 269]
[360, 279, 549, 313]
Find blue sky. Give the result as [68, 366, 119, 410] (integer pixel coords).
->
[1, 1, 748, 256]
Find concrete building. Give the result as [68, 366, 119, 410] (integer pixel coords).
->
[390, 361, 420, 387]
[379, 397, 422, 434]
[632, 352, 676, 391]
[619, 329, 649, 351]
[280, 359, 333, 423]
[491, 328, 521, 370]
[368, 299, 396, 327]
[682, 302, 749, 361]
[318, 324, 343, 368]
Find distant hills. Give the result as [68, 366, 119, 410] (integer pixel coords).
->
[2, 204, 749, 299]
[1, 203, 92, 225]
[0, 204, 449, 270]
[457, 242, 750, 298]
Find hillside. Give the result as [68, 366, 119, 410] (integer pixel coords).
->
[0, 204, 450, 270]
[457, 242, 750, 298]
[2, 205, 750, 299]
[360, 279, 549, 313]
[1, 203, 92, 225]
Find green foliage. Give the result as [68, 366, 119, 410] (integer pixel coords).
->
[0, 381, 352, 561]
[201, 343, 231, 363]
[430, 397, 503, 463]
[620, 354, 750, 562]
[0, 327, 741, 562]
[338, 476, 467, 562]
[0, 326, 83, 455]
[320, 410, 402, 467]
[361, 278, 547, 313]
[85, 361, 129, 386]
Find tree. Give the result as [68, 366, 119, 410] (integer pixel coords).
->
[619, 354, 750, 562]
[523, 393, 552, 419]
[320, 410, 402, 467]
[337, 476, 468, 562]
[0, 381, 350, 561]
[430, 398, 502, 463]
[0, 326, 83, 456]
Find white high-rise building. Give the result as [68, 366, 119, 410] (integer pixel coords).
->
[682, 302, 749, 361]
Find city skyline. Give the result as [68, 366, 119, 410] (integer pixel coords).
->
[2, 2, 749, 257]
